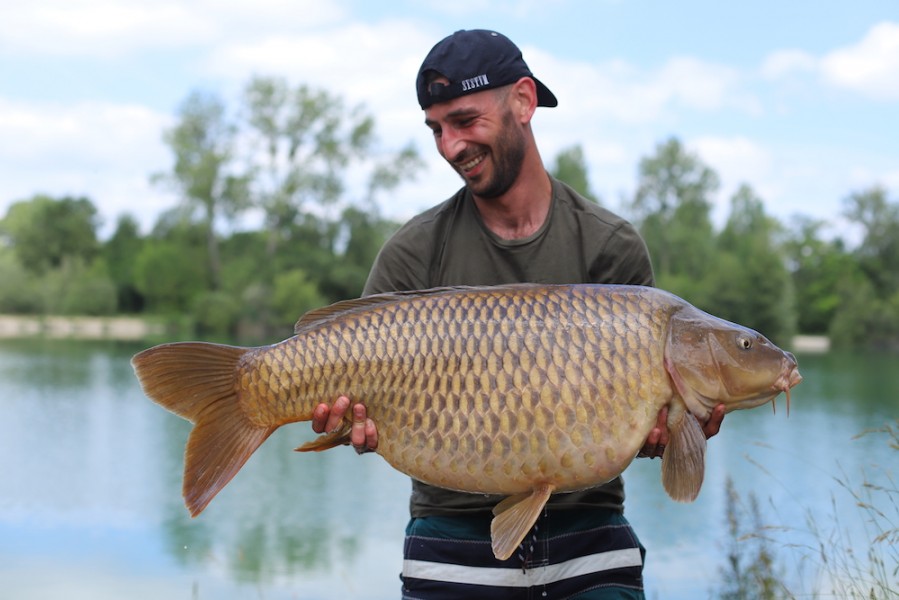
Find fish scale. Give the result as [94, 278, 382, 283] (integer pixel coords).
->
[230, 285, 670, 495]
[132, 283, 801, 560]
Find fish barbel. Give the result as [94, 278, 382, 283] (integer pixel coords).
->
[132, 284, 801, 560]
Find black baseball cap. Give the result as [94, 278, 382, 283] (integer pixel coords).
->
[416, 29, 558, 110]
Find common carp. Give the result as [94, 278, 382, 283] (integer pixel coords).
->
[132, 284, 801, 560]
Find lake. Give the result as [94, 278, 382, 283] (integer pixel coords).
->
[0, 337, 896, 599]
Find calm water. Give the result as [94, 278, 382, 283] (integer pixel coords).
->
[0, 338, 896, 599]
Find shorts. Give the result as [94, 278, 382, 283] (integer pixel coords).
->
[401, 508, 646, 600]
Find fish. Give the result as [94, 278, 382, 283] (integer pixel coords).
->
[131, 283, 802, 560]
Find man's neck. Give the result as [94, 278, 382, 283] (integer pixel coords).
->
[472, 168, 552, 241]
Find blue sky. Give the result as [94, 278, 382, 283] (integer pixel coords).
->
[1, 1, 897, 239]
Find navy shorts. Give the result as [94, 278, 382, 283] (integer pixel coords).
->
[401, 508, 646, 600]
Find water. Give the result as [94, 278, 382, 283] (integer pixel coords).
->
[0, 338, 896, 599]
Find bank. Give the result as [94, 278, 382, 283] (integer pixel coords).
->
[0, 314, 165, 341]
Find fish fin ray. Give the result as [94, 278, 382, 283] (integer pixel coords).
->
[662, 401, 707, 502]
[295, 423, 353, 452]
[490, 483, 555, 561]
[132, 342, 274, 516]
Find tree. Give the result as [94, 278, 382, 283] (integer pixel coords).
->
[629, 138, 719, 301]
[831, 187, 899, 349]
[0, 194, 100, 273]
[784, 216, 851, 335]
[104, 214, 146, 312]
[550, 145, 599, 202]
[708, 185, 796, 344]
[241, 77, 376, 258]
[154, 91, 250, 291]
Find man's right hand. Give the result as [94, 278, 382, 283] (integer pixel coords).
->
[312, 396, 379, 454]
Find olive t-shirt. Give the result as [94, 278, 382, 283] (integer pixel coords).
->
[363, 176, 654, 517]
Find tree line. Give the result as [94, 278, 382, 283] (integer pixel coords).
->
[1, 77, 897, 350]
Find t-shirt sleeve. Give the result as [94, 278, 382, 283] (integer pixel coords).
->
[589, 220, 655, 287]
[362, 223, 433, 296]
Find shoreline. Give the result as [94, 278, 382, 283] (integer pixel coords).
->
[0, 314, 164, 341]
[0, 314, 833, 352]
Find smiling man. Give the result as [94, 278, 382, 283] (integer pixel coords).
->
[313, 29, 725, 599]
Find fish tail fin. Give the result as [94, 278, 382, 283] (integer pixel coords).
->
[132, 342, 276, 516]
[661, 401, 707, 502]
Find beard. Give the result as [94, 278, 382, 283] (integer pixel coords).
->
[453, 110, 526, 199]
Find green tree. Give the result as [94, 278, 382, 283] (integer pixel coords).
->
[831, 186, 899, 349]
[784, 216, 852, 335]
[0, 194, 100, 273]
[550, 145, 599, 202]
[708, 185, 796, 344]
[133, 240, 206, 313]
[154, 90, 250, 291]
[242, 77, 375, 258]
[629, 138, 719, 302]
[104, 214, 146, 312]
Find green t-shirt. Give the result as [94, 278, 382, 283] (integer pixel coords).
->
[364, 176, 655, 517]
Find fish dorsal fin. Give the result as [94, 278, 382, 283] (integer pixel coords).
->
[293, 285, 541, 333]
[661, 399, 707, 502]
[490, 482, 555, 561]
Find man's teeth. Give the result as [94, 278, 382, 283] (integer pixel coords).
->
[460, 155, 484, 171]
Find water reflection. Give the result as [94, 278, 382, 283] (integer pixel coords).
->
[0, 339, 896, 599]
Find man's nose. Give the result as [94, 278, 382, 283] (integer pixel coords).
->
[438, 127, 466, 161]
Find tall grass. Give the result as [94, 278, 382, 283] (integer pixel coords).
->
[712, 421, 898, 599]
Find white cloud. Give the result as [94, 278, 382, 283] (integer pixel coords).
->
[760, 49, 817, 79]
[0, 0, 345, 57]
[0, 98, 173, 234]
[820, 21, 899, 100]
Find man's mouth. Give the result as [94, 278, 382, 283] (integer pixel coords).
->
[457, 153, 486, 173]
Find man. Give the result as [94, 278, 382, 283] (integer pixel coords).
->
[313, 29, 725, 599]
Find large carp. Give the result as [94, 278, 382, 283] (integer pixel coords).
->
[132, 284, 801, 560]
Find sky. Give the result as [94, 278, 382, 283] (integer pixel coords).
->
[1, 1, 898, 239]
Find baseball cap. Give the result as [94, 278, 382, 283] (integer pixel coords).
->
[416, 29, 558, 110]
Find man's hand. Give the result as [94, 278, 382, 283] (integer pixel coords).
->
[639, 403, 726, 458]
[311, 395, 379, 454]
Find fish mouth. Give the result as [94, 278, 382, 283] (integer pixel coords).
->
[774, 362, 803, 416]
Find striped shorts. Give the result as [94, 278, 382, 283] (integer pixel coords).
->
[401, 508, 646, 600]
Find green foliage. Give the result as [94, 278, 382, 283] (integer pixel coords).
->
[0, 249, 39, 312]
[104, 214, 146, 312]
[830, 187, 899, 349]
[271, 269, 327, 329]
[0, 194, 100, 273]
[191, 290, 242, 337]
[630, 137, 719, 289]
[133, 241, 206, 312]
[707, 185, 796, 345]
[550, 144, 599, 202]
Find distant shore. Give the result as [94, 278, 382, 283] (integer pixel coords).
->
[0, 314, 164, 341]
[0, 314, 833, 352]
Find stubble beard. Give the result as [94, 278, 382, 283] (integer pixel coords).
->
[454, 110, 526, 200]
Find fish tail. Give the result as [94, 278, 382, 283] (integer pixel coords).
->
[132, 342, 277, 516]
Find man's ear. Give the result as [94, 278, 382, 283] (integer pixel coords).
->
[510, 77, 538, 123]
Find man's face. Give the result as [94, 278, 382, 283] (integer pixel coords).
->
[424, 85, 527, 199]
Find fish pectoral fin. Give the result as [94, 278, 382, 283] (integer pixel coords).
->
[661, 402, 707, 502]
[490, 483, 555, 561]
[294, 423, 353, 452]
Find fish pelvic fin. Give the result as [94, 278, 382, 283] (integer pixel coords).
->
[661, 400, 707, 503]
[490, 483, 555, 561]
[132, 342, 276, 517]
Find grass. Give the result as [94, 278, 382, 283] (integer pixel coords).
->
[712, 421, 898, 599]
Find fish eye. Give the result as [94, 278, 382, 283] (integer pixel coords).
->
[737, 335, 753, 350]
